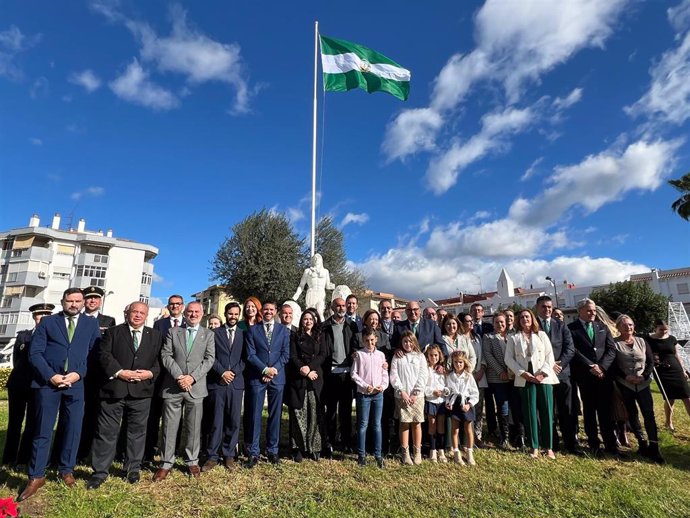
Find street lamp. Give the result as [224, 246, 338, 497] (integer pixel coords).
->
[545, 277, 558, 308]
[102, 290, 115, 314]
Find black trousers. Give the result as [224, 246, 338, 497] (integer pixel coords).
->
[616, 382, 659, 443]
[204, 388, 243, 460]
[552, 379, 577, 450]
[2, 381, 35, 465]
[91, 397, 152, 479]
[324, 372, 354, 449]
[575, 374, 616, 450]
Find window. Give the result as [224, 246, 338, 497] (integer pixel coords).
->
[678, 283, 690, 295]
[141, 273, 152, 285]
[11, 250, 23, 258]
[139, 295, 149, 304]
[0, 325, 7, 335]
[76, 265, 107, 278]
[1, 239, 13, 250]
[93, 254, 108, 264]
[54, 272, 71, 279]
[7, 272, 17, 282]
[57, 244, 75, 255]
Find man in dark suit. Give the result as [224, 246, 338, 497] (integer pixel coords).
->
[19, 288, 101, 501]
[379, 299, 395, 341]
[345, 294, 363, 332]
[2, 303, 54, 466]
[78, 285, 117, 461]
[536, 295, 580, 454]
[86, 302, 162, 489]
[245, 301, 290, 466]
[202, 302, 245, 471]
[279, 303, 298, 334]
[154, 301, 215, 481]
[568, 298, 618, 455]
[322, 297, 360, 455]
[392, 301, 447, 356]
[470, 303, 494, 338]
[82, 286, 116, 331]
[145, 294, 186, 463]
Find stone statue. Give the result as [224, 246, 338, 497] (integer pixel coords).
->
[292, 253, 335, 320]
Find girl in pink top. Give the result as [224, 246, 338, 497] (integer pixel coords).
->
[351, 328, 389, 468]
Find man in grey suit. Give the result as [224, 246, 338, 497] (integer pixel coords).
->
[154, 301, 215, 481]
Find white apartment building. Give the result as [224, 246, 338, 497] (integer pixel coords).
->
[0, 213, 158, 344]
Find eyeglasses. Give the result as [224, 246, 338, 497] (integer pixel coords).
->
[463, 319, 473, 323]
[169, 302, 183, 307]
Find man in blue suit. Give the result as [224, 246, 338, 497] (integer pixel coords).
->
[19, 287, 101, 501]
[245, 301, 290, 466]
[392, 301, 447, 356]
[202, 301, 245, 471]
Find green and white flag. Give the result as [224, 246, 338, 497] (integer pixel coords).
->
[319, 35, 410, 101]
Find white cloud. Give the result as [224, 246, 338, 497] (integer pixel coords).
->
[0, 25, 41, 80]
[625, 31, 690, 125]
[509, 139, 681, 227]
[340, 212, 370, 228]
[384, 0, 628, 163]
[109, 59, 179, 110]
[30, 77, 49, 98]
[69, 69, 102, 92]
[553, 88, 583, 110]
[94, 2, 253, 114]
[425, 105, 536, 194]
[669, 0, 690, 34]
[71, 186, 106, 201]
[152, 272, 164, 283]
[521, 157, 544, 181]
[468, 210, 491, 223]
[29, 137, 42, 146]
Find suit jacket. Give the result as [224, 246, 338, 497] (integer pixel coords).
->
[473, 321, 494, 338]
[321, 316, 360, 374]
[347, 313, 363, 332]
[567, 320, 617, 378]
[96, 313, 116, 330]
[97, 323, 162, 399]
[504, 331, 559, 387]
[286, 331, 327, 408]
[29, 312, 101, 388]
[208, 326, 245, 391]
[538, 318, 575, 382]
[153, 316, 186, 341]
[392, 319, 447, 356]
[160, 326, 215, 399]
[245, 321, 290, 386]
[8, 329, 34, 388]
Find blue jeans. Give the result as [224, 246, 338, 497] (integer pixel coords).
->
[356, 392, 383, 458]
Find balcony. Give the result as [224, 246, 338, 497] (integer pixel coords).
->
[75, 252, 109, 266]
[8, 247, 53, 263]
[4, 271, 49, 288]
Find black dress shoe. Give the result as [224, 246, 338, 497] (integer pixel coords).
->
[86, 477, 105, 490]
[127, 472, 140, 484]
[357, 456, 366, 466]
[246, 456, 259, 469]
[267, 453, 280, 465]
[322, 445, 333, 459]
[376, 457, 385, 468]
[292, 450, 303, 463]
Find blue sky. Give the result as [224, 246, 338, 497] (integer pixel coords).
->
[2, 0, 690, 306]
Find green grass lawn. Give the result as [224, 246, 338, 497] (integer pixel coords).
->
[0, 391, 689, 518]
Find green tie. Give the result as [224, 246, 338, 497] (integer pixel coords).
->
[186, 328, 196, 353]
[67, 316, 75, 343]
[411, 322, 418, 336]
[586, 322, 594, 341]
[544, 319, 551, 334]
[132, 330, 139, 351]
[265, 323, 273, 345]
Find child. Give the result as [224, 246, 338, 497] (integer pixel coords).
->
[390, 330, 428, 465]
[351, 328, 389, 468]
[424, 345, 448, 463]
[445, 351, 480, 466]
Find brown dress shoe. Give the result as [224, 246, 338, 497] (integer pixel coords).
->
[60, 473, 76, 487]
[201, 460, 217, 472]
[153, 468, 171, 482]
[18, 477, 46, 501]
[224, 457, 235, 469]
[188, 465, 201, 478]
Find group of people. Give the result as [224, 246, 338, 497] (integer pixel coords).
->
[4, 286, 687, 502]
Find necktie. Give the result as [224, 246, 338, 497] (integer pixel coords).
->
[474, 323, 481, 336]
[411, 322, 418, 336]
[544, 319, 551, 334]
[228, 327, 235, 346]
[173, 318, 179, 327]
[586, 322, 594, 341]
[186, 328, 196, 353]
[132, 330, 139, 351]
[67, 316, 75, 343]
[265, 323, 273, 344]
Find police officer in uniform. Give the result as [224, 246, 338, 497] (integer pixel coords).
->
[2, 303, 55, 466]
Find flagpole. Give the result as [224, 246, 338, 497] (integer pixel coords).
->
[310, 20, 319, 257]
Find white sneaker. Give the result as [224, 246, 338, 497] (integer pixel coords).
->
[453, 450, 465, 465]
[429, 449, 438, 463]
[437, 449, 448, 463]
[466, 448, 476, 466]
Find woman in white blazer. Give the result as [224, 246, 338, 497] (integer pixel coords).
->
[504, 309, 559, 459]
